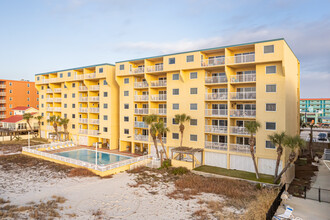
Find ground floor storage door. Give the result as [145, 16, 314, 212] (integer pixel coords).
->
[79, 136, 88, 146]
[230, 155, 254, 172]
[204, 152, 227, 168]
[41, 131, 45, 138]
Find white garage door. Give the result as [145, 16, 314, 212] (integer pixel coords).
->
[205, 152, 227, 168]
[258, 158, 282, 175]
[79, 136, 88, 146]
[230, 155, 254, 172]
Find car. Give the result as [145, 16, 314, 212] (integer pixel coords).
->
[318, 133, 328, 141]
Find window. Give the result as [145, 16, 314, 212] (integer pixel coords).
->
[104, 115, 108, 120]
[266, 141, 276, 149]
[103, 80, 108, 85]
[173, 103, 179, 110]
[172, 133, 179, 139]
[266, 84, 276, 92]
[190, 119, 197, 126]
[103, 127, 108, 132]
[41, 86, 44, 90]
[190, 72, 198, 79]
[124, 104, 129, 109]
[27, 83, 30, 87]
[172, 74, 179, 80]
[64, 94, 67, 98]
[186, 55, 194, 62]
[72, 124, 75, 129]
[41, 104, 44, 108]
[9, 82, 12, 86]
[124, 91, 129, 96]
[190, 134, 197, 141]
[99, 68, 103, 73]
[124, 129, 129, 134]
[41, 95, 44, 99]
[124, 116, 129, 122]
[124, 78, 129, 84]
[27, 98, 30, 101]
[172, 118, 178, 125]
[190, 103, 197, 110]
[37, 77, 40, 81]
[64, 104, 67, 108]
[104, 103, 108, 109]
[72, 104, 75, 108]
[42, 122, 44, 125]
[72, 114, 75, 118]
[266, 103, 276, 112]
[60, 73, 63, 78]
[266, 122, 276, 130]
[10, 104, 12, 108]
[72, 93, 75, 98]
[266, 66, 276, 74]
[104, 92, 108, 97]
[9, 90, 12, 93]
[169, 58, 175, 64]
[190, 88, 198, 94]
[27, 91, 30, 94]
[68, 72, 71, 77]
[120, 64, 124, 70]
[9, 97, 12, 101]
[172, 89, 179, 95]
[264, 45, 274, 54]
[37, 104, 39, 108]
[64, 84, 67, 88]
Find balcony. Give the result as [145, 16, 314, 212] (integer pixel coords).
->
[205, 109, 227, 117]
[54, 88, 61, 93]
[205, 76, 227, 84]
[230, 110, 256, 118]
[74, 75, 84, 80]
[130, 67, 144, 74]
[227, 54, 255, 65]
[201, 57, 225, 67]
[41, 79, 49, 83]
[151, 94, 167, 101]
[150, 108, 167, 115]
[157, 137, 167, 144]
[0, 100, 5, 104]
[46, 98, 53, 102]
[53, 107, 61, 112]
[146, 64, 163, 72]
[0, 115, 5, 119]
[134, 108, 149, 115]
[0, 107, 6, 111]
[79, 97, 88, 102]
[89, 119, 100, 125]
[79, 118, 88, 124]
[230, 126, 250, 135]
[134, 95, 149, 102]
[229, 144, 254, 154]
[205, 125, 227, 134]
[205, 141, 228, 151]
[79, 86, 88, 91]
[0, 92, 6, 96]
[231, 74, 256, 83]
[134, 121, 148, 128]
[205, 93, 227, 101]
[46, 125, 53, 131]
[150, 80, 167, 87]
[230, 92, 256, 100]
[134, 81, 149, 89]
[89, 96, 100, 102]
[79, 107, 88, 113]
[79, 129, 88, 135]
[54, 98, 62, 103]
[46, 107, 53, 111]
[90, 85, 100, 91]
[0, 85, 6, 88]
[134, 134, 149, 142]
[85, 73, 96, 79]
[89, 130, 100, 136]
[49, 78, 58, 83]
[89, 107, 100, 113]
[46, 89, 53, 93]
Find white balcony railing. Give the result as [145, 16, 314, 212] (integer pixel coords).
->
[90, 85, 100, 91]
[79, 97, 88, 102]
[79, 129, 88, 135]
[134, 135, 149, 142]
[79, 86, 88, 91]
[0, 100, 6, 104]
[151, 94, 167, 101]
[85, 72, 96, 79]
[146, 64, 163, 72]
[150, 80, 167, 87]
[54, 98, 62, 103]
[150, 108, 167, 115]
[205, 125, 227, 134]
[205, 109, 227, 117]
[230, 92, 256, 100]
[79, 107, 88, 113]
[230, 110, 256, 118]
[74, 75, 84, 80]
[205, 76, 228, 84]
[231, 74, 256, 83]
[134, 121, 148, 128]
[229, 144, 254, 154]
[201, 57, 225, 67]
[89, 130, 100, 136]
[89, 119, 100, 125]
[42, 79, 49, 83]
[227, 54, 255, 64]
[130, 67, 145, 74]
[0, 85, 6, 88]
[50, 78, 58, 83]
[134, 81, 149, 88]
[0, 107, 6, 111]
[134, 108, 149, 115]
[205, 93, 227, 101]
[54, 88, 61, 93]
[134, 95, 149, 101]
[53, 107, 61, 112]
[0, 115, 6, 119]
[79, 118, 88, 124]
[230, 126, 250, 135]
[89, 96, 100, 102]
[46, 89, 53, 93]
[46, 98, 53, 102]
[157, 137, 167, 144]
[205, 141, 228, 151]
[0, 92, 6, 96]
[46, 107, 53, 111]
[89, 107, 100, 113]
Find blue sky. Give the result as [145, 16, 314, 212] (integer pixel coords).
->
[0, 0, 329, 98]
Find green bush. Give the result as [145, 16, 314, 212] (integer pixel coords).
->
[161, 159, 171, 169]
[171, 167, 189, 175]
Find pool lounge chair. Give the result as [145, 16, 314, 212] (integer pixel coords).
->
[274, 206, 293, 219]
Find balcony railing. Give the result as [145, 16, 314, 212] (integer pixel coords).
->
[0, 100, 5, 104]
[157, 137, 167, 144]
[54, 88, 61, 93]
[227, 54, 255, 64]
[89, 107, 100, 113]
[151, 94, 167, 101]
[231, 74, 256, 83]
[50, 78, 58, 83]
[46, 89, 53, 93]
[42, 79, 49, 83]
[150, 108, 167, 115]
[0, 107, 6, 111]
[85, 73, 96, 79]
[205, 125, 227, 134]
[54, 98, 62, 103]
[89, 119, 100, 125]
[89, 130, 99, 136]
[229, 144, 254, 154]
[79, 129, 88, 135]
[0, 85, 6, 88]
[0, 115, 5, 119]
[79, 118, 88, 124]
[134, 121, 148, 128]
[47, 125, 61, 131]
[205, 93, 227, 101]
[79, 97, 88, 102]
[46, 98, 53, 102]
[53, 107, 61, 112]
[134, 135, 149, 142]
[201, 57, 225, 67]
[146, 64, 163, 72]
[134, 95, 149, 101]
[150, 80, 167, 87]
[134, 81, 149, 88]
[230, 92, 256, 100]
[79, 86, 88, 91]
[79, 107, 88, 113]
[89, 96, 100, 102]
[130, 67, 145, 74]
[205, 109, 227, 117]
[205, 76, 228, 84]
[46, 107, 53, 111]
[90, 85, 100, 91]
[205, 141, 228, 151]
[0, 92, 6, 96]
[74, 75, 84, 80]
[230, 110, 256, 118]
[230, 126, 250, 135]
[134, 108, 149, 115]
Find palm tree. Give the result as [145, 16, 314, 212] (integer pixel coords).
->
[155, 121, 169, 159]
[174, 114, 191, 147]
[144, 114, 160, 158]
[23, 113, 35, 136]
[244, 120, 261, 179]
[47, 115, 60, 141]
[59, 118, 70, 141]
[35, 115, 43, 138]
[268, 132, 286, 178]
[274, 135, 305, 183]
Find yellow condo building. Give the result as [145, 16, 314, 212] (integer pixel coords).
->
[35, 38, 300, 175]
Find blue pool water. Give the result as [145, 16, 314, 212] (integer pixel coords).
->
[55, 149, 132, 165]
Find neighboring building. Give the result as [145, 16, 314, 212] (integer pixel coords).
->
[0, 106, 39, 130]
[300, 98, 330, 124]
[0, 79, 39, 120]
[35, 64, 119, 148]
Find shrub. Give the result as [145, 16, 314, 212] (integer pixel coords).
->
[171, 167, 189, 175]
[161, 159, 171, 169]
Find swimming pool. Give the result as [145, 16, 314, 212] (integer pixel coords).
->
[55, 149, 132, 165]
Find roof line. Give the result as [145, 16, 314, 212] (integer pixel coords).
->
[35, 63, 115, 76]
[115, 38, 285, 63]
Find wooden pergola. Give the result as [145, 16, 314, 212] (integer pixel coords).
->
[171, 147, 204, 168]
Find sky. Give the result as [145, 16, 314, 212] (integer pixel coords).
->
[0, 0, 329, 98]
